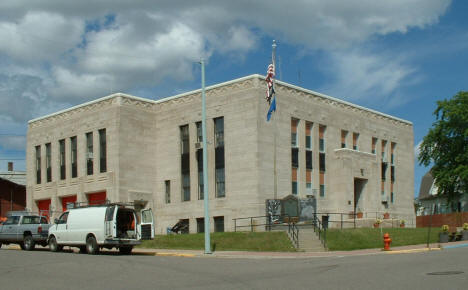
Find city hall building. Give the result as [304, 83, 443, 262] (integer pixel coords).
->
[26, 75, 415, 233]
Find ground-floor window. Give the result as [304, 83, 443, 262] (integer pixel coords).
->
[214, 216, 224, 232]
[197, 217, 204, 233]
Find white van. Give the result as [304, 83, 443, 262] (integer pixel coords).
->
[48, 203, 154, 254]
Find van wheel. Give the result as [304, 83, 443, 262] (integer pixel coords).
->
[79, 246, 86, 254]
[86, 236, 99, 255]
[24, 235, 35, 251]
[49, 236, 62, 252]
[119, 246, 133, 255]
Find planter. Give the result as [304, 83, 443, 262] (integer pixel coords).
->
[373, 223, 380, 228]
[357, 212, 363, 219]
[400, 224, 405, 228]
[383, 212, 390, 219]
[439, 232, 449, 243]
[463, 230, 468, 241]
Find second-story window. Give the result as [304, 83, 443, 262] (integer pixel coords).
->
[353, 133, 359, 151]
[35, 145, 41, 184]
[99, 129, 107, 173]
[180, 125, 190, 201]
[214, 117, 225, 198]
[46, 143, 51, 182]
[165, 180, 171, 204]
[341, 130, 348, 148]
[59, 139, 66, 180]
[86, 132, 93, 175]
[70, 136, 77, 178]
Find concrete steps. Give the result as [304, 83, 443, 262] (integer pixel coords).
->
[297, 228, 325, 252]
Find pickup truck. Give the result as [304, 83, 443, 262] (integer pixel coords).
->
[0, 211, 50, 251]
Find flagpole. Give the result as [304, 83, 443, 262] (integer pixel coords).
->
[272, 40, 277, 200]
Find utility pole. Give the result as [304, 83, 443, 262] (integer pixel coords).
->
[272, 40, 278, 200]
[201, 59, 211, 254]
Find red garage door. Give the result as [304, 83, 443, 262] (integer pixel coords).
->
[37, 199, 51, 218]
[87, 192, 106, 205]
[61, 195, 77, 212]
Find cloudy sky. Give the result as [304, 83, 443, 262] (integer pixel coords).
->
[0, 0, 467, 196]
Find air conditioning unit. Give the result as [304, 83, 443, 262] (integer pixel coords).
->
[195, 142, 203, 149]
[381, 196, 389, 203]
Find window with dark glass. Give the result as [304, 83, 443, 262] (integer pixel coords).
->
[46, 143, 51, 182]
[86, 132, 93, 175]
[291, 147, 299, 168]
[214, 216, 224, 232]
[306, 150, 312, 170]
[292, 181, 298, 195]
[197, 149, 204, 200]
[214, 117, 225, 198]
[372, 137, 377, 154]
[180, 125, 190, 201]
[391, 165, 395, 182]
[353, 133, 359, 150]
[341, 130, 347, 148]
[381, 162, 387, 180]
[59, 139, 65, 180]
[320, 184, 325, 197]
[70, 136, 77, 178]
[165, 180, 171, 204]
[319, 152, 326, 172]
[99, 129, 107, 173]
[35, 145, 41, 184]
[197, 217, 204, 233]
[319, 125, 326, 152]
[196, 121, 203, 143]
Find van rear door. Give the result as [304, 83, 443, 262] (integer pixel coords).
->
[139, 209, 154, 240]
[105, 206, 117, 238]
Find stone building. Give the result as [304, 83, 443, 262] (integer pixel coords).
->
[26, 75, 415, 233]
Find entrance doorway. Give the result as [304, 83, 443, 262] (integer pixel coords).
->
[354, 178, 367, 212]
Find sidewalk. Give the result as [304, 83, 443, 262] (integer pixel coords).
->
[133, 240, 468, 259]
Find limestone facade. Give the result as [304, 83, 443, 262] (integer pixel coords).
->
[26, 75, 415, 233]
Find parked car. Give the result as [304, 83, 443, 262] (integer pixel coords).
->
[48, 203, 154, 255]
[0, 211, 50, 250]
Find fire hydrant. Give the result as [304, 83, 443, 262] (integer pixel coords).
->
[383, 233, 392, 251]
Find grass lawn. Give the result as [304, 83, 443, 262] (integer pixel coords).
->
[326, 227, 441, 251]
[138, 231, 297, 252]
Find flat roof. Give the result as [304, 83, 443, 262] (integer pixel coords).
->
[28, 74, 412, 125]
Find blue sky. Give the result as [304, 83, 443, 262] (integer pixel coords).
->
[0, 0, 467, 197]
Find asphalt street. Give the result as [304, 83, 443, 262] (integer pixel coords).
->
[0, 246, 467, 290]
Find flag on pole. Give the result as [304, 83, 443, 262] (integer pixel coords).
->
[265, 63, 276, 121]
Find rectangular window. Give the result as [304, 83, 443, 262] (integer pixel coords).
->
[197, 217, 204, 233]
[99, 129, 107, 173]
[180, 219, 189, 234]
[214, 216, 224, 232]
[341, 130, 347, 148]
[353, 133, 359, 151]
[391, 165, 395, 182]
[70, 136, 77, 178]
[292, 181, 298, 195]
[305, 122, 312, 149]
[306, 182, 312, 194]
[306, 169, 312, 195]
[391, 192, 394, 203]
[319, 152, 326, 172]
[197, 149, 204, 200]
[381, 162, 387, 180]
[306, 150, 312, 170]
[372, 137, 377, 154]
[214, 117, 224, 147]
[86, 132, 93, 175]
[391, 142, 396, 164]
[319, 171, 325, 197]
[196, 121, 203, 143]
[291, 147, 299, 168]
[381, 140, 387, 160]
[291, 118, 298, 147]
[214, 117, 225, 198]
[46, 143, 51, 182]
[59, 139, 65, 180]
[35, 145, 41, 184]
[180, 125, 190, 201]
[319, 125, 326, 152]
[165, 180, 171, 204]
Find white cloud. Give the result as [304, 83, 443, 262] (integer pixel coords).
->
[320, 50, 417, 107]
[0, 0, 451, 125]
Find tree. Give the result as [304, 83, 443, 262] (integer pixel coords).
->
[418, 91, 468, 205]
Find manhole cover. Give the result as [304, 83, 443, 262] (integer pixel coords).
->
[427, 271, 464, 276]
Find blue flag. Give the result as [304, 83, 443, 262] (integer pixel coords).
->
[267, 95, 276, 121]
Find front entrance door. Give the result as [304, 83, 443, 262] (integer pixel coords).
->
[354, 178, 367, 212]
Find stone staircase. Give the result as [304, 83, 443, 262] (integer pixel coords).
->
[297, 228, 326, 252]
